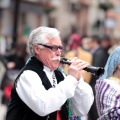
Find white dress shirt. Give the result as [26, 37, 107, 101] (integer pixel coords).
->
[16, 66, 94, 117]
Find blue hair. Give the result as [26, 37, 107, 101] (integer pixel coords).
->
[99, 46, 120, 80]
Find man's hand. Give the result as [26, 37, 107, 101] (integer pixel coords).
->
[67, 57, 89, 81]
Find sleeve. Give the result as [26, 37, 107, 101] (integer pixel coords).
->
[16, 70, 79, 116]
[95, 79, 120, 119]
[70, 77, 94, 116]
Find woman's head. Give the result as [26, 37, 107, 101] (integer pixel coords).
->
[67, 33, 82, 50]
[99, 46, 120, 80]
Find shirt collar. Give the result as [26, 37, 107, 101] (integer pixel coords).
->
[43, 66, 54, 74]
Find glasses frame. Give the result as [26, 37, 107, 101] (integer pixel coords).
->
[37, 44, 63, 52]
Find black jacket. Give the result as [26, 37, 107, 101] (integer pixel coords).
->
[6, 57, 68, 120]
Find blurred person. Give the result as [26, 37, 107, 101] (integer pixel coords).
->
[95, 46, 120, 119]
[5, 34, 12, 52]
[6, 26, 94, 120]
[4, 40, 28, 70]
[88, 35, 108, 120]
[108, 37, 120, 54]
[88, 35, 109, 69]
[100, 35, 111, 52]
[64, 33, 93, 84]
[0, 40, 28, 106]
[81, 36, 92, 51]
[99, 35, 111, 61]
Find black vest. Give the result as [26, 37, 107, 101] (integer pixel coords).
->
[6, 57, 68, 120]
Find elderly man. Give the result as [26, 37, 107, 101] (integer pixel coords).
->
[6, 26, 94, 120]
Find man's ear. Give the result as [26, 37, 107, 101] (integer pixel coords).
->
[33, 44, 39, 55]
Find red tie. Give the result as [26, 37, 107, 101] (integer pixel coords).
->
[56, 110, 61, 120]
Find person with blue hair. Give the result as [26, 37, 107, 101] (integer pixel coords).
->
[95, 46, 120, 120]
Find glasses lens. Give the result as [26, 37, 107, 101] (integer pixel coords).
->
[52, 46, 58, 51]
[52, 46, 63, 52]
[59, 46, 63, 50]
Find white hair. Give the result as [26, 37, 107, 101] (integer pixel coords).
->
[28, 26, 60, 56]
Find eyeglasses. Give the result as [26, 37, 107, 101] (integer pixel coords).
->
[38, 44, 63, 52]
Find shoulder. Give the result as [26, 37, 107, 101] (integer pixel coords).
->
[21, 70, 40, 79]
[78, 48, 92, 57]
[96, 47, 105, 54]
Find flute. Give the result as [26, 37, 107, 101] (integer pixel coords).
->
[60, 57, 104, 77]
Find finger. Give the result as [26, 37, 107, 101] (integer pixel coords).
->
[69, 57, 78, 65]
[77, 62, 89, 70]
[70, 57, 78, 62]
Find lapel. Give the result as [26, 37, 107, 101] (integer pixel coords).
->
[55, 69, 64, 84]
[40, 70, 52, 90]
[25, 56, 64, 90]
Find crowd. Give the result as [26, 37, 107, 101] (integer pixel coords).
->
[0, 26, 120, 120]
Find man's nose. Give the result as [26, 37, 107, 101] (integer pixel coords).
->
[56, 49, 62, 56]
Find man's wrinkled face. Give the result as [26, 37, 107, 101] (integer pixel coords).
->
[36, 36, 63, 70]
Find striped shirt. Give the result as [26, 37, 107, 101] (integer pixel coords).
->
[95, 79, 120, 120]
